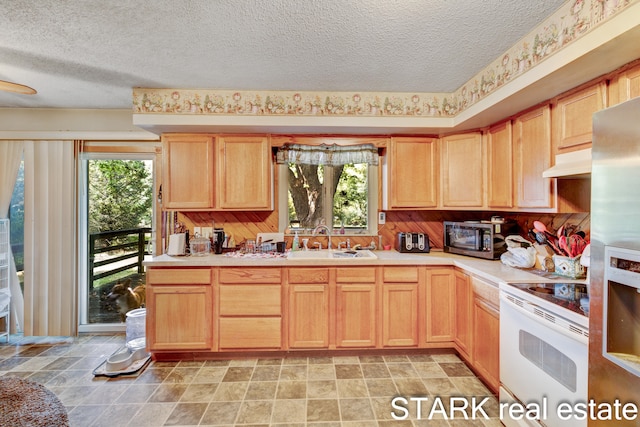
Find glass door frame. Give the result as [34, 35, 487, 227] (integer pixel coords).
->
[77, 149, 157, 333]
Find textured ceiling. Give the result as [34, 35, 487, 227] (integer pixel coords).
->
[0, 0, 566, 109]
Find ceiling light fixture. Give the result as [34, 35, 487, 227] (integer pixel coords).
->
[0, 79, 37, 95]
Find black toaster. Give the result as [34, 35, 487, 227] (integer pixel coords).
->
[397, 232, 430, 253]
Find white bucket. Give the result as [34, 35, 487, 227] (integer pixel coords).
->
[125, 308, 146, 350]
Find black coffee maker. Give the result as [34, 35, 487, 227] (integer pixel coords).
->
[213, 228, 225, 254]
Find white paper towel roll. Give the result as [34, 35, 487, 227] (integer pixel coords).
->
[167, 233, 186, 255]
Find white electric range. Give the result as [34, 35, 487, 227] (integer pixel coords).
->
[499, 281, 589, 427]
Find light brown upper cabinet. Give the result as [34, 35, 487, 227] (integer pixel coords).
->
[610, 62, 640, 106]
[161, 133, 273, 211]
[513, 105, 554, 209]
[552, 81, 607, 154]
[216, 135, 273, 210]
[385, 137, 438, 209]
[162, 134, 215, 209]
[486, 122, 513, 209]
[441, 132, 483, 208]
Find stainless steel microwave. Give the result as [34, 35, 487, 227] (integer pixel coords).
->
[443, 220, 518, 260]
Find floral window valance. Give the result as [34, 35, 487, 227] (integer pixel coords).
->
[276, 143, 379, 166]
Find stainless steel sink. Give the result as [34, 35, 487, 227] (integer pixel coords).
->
[287, 249, 377, 260]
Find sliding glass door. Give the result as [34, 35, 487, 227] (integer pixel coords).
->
[78, 152, 155, 332]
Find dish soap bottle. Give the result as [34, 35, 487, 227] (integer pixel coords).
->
[292, 231, 299, 252]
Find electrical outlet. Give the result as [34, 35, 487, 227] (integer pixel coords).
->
[378, 211, 386, 224]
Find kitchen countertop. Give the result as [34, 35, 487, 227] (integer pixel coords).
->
[144, 249, 587, 287]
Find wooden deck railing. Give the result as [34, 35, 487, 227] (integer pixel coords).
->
[89, 227, 151, 290]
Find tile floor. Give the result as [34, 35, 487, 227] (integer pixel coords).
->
[0, 334, 502, 426]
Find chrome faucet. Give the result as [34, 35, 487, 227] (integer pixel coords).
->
[312, 224, 332, 250]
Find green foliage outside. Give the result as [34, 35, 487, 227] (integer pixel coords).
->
[9, 162, 24, 271]
[88, 160, 152, 234]
[288, 162, 368, 230]
[333, 163, 368, 228]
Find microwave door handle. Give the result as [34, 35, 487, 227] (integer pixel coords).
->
[475, 229, 482, 250]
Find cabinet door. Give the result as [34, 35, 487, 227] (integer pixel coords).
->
[472, 297, 500, 393]
[382, 283, 418, 347]
[336, 284, 376, 348]
[162, 134, 214, 209]
[425, 268, 455, 343]
[147, 285, 213, 351]
[513, 105, 554, 208]
[554, 82, 606, 152]
[441, 133, 483, 207]
[216, 135, 273, 210]
[289, 284, 330, 348]
[387, 137, 438, 209]
[454, 270, 472, 360]
[616, 64, 640, 103]
[486, 122, 513, 209]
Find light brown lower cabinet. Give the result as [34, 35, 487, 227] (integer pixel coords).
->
[381, 283, 419, 347]
[335, 267, 377, 348]
[336, 283, 377, 348]
[425, 267, 455, 343]
[217, 267, 283, 350]
[146, 268, 214, 351]
[454, 270, 472, 360]
[381, 266, 420, 347]
[218, 317, 282, 349]
[288, 268, 331, 349]
[146, 265, 500, 377]
[470, 276, 500, 393]
[288, 283, 330, 348]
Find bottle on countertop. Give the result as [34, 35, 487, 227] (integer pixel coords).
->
[292, 231, 299, 252]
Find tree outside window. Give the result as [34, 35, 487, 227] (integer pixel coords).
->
[287, 162, 368, 231]
[280, 144, 377, 233]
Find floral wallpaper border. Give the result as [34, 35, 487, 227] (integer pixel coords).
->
[133, 0, 635, 119]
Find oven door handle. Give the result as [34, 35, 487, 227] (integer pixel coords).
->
[500, 293, 588, 345]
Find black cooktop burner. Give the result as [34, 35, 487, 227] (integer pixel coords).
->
[507, 282, 588, 317]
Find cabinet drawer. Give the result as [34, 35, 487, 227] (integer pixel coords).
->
[219, 267, 282, 284]
[383, 266, 418, 283]
[219, 317, 282, 349]
[471, 276, 499, 308]
[288, 268, 330, 284]
[147, 268, 211, 285]
[336, 267, 376, 283]
[219, 285, 281, 315]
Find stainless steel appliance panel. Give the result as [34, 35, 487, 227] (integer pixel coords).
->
[592, 97, 640, 252]
[590, 97, 640, 414]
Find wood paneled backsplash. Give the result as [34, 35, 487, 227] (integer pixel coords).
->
[170, 210, 589, 252]
[380, 211, 590, 250]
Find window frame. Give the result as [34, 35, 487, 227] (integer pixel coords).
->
[278, 162, 378, 235]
